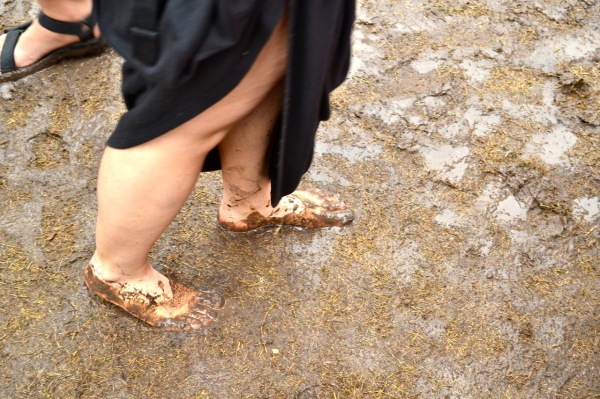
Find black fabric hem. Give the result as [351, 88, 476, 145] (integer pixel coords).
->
[106, 53, 255, 149]
[105, 5, 283, 150]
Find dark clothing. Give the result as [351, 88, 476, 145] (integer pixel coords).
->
[94, 0, 355, 204]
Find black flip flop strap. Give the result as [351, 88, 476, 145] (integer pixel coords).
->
[38, 12, 94, 41]
[0, 28, 22, 71]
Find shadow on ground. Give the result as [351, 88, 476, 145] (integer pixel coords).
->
[1, 0, 599, 398]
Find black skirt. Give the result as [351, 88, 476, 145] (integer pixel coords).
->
[94, 0, 355, 204]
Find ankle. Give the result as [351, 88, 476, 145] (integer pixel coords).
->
[90, 252, 152, 282]
[39, 0, 93, 22]
[219, 200, 273, 222]
[220, 192, 273, 219]
[30, 19, 80, 44]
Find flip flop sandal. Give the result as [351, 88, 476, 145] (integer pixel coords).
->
[0, 11, 106, 83]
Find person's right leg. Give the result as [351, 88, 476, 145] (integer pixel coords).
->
[85, 11, 295, 330]
[87, 113, 230, 330]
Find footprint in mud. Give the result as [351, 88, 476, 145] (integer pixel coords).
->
[29, 133, 69, 169]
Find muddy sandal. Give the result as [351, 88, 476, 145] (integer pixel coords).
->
[0, 11, 105, 83]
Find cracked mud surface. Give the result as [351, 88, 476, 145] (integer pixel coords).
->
[1, 1, 599, 398]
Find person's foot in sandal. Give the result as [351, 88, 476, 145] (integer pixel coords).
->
[84, 259, 225, 331]
[0, 10, 104, 83]
[218, 187, 354, 232]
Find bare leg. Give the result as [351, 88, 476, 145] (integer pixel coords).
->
[217, 83, 282, 226]
[87, 122, 228, 330]
[0, 0, 97, 69]
[217, 94, 355, 232]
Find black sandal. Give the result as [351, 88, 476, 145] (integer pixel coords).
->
[0, 11, 105, 83]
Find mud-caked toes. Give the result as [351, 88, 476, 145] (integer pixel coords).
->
[197, 290, 226, 310]
[157, 305, 218, 331]
[294, 187, 348, 211]
[218, 187, 354, 232]
[281, 189, 354, 228]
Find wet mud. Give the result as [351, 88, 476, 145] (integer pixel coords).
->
[1, 0, 599, 398]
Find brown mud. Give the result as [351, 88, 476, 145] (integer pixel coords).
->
[1, 0, 599, 398]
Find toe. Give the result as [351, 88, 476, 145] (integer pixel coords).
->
[294, 189, 348, 211]
[197, 290, 225, 310]
[186, 317, 207, 330]
[323, 199, 347, 211]
[156, 318, 189, 330]
[188, 308, 216, 326]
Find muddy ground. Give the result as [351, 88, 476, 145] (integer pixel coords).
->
[1, 0, 599, 398]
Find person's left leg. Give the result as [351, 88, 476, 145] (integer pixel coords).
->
[214, 10, 353, 233]
[216, 82, 281, 228]
[216, 82, 355, 233]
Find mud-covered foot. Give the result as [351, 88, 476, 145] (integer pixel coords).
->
[218, 187, 354, 232]
[83, 263, 224, 331]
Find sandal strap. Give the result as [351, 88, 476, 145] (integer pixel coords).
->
[38, 11, 94, 41]
[82, 13, 97, 31]
[1, 28, 23, 72]
[3, 20, 32, 34]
